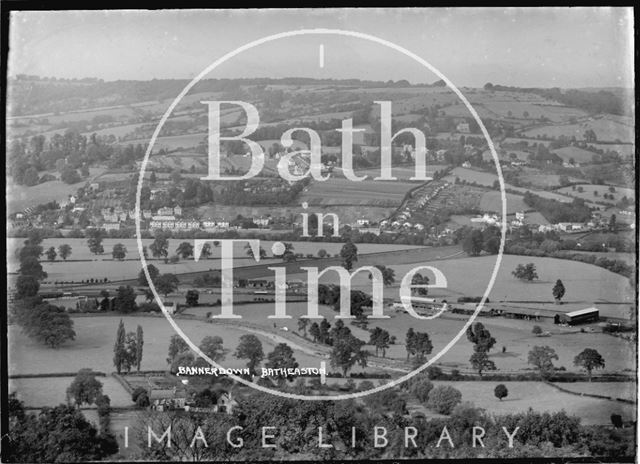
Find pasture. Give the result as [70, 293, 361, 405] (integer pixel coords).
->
[522, 115, 634, 144]
[551, 146, 597, 163]
[7, 315, 332, 377]
[429, 381, 636, 425]
[444, 167, 575, 203]
[9, 375, 132, 408]
[8, 238, 426, 282]
[300, 177, 416, 207]
[479, 191, 527, 214]
[555, 184, 634, 204]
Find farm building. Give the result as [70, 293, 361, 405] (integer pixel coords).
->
[556, 307, 599, 325]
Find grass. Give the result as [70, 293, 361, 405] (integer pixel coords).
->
[479, 191, 527, 214]
[523, 115, 634, 144]
[300, 177, 417, 207]
[428, 381, 636, 425]
[555, 184, 634, 204]
[7, 315, 329, 377]
[9, 376, 132, 408]
[445, 167, 575, 203]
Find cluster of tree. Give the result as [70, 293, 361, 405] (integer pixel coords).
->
[527, 345, 605, 380]
[512, 262, 539, 281]
[458, 225, 501, 256]
[483, 83, 629, 116]
[12, 232, 77, 348]
[466, 322, 497, 376]
[5, 393, 118, 462]
[113, 320, 144, 374]
[405, 328, 434, 365]
[130, 388, 631, 461]
[166, 334, 227, 374]
[523, 191, 592, 223]
[9, 130, 146, 186]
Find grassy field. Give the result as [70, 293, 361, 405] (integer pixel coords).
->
[300, 177, 416, 207]
[7, 315, 331, 377]
[428, 381, 636, 425]
[8, 167, 106, 213]
[551, 146, 598, 163]
[479, 191, 527, 214]
[522, 115, 634, 144]
[444, 167, 575, 203]
[9, 238, 424, 281]
[555, 184, 634, 204]
[355, 165, 450, 181]
[9, 375, 132, 408]
[269, 254, 633, 318]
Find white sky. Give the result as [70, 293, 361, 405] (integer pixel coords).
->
[8, 8, 635, 88]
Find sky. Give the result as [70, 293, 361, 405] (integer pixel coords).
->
[8, 8, 634, 88]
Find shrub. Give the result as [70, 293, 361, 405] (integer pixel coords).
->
[426, 366, 444, 380]
[532, 325, 543, 335]
[131, 386, 147, 403]
[410, 378, 434, 402]
[427, 385, 462, 415]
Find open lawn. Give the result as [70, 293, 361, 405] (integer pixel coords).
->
[428, 381, 636, 425]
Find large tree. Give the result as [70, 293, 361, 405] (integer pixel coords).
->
[370, 264, 396, 286]
[466, 322, 496, 353]
[470, 351, 497, 377]
[15, 275, 40, 299]
[113, 319, 126, 374]
[176, 242, 194, 259]
[167, 334, 189, 365]
[138, 264, 160, 287]
[58, 243, 72, 260]
[330, 334, 368, 377]
[155, 273, 179, 297]
[552, 279, 566, 304]
[135, 325, 144, 372]
[234, 334, 264, 374]
[150, 233, 169, 261]
[574, 348, 605, 381]
[18, 302, 75, 348]
[512, 263, 539, 281]
[66, 369, 103, 408]
[199, 336, 226, 363]
[86, 229, 105, 255]
[340, 240, 359, 271]
[265, 343, 299, 383]
[45, 246, 57, 262]
[528, 345, 559, 378]
[112, 243, 127, 260]
[113, 286, 137, 313]
[462, 228, 484, 256]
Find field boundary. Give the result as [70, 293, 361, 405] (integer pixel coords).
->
[545, 381, 636, 404]
[9, 372, 106, 379]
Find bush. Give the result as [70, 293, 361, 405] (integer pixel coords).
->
[532, 325, 543, 335]
[426, 366, 444, 380]
[131, 386, 146, 403]
[426, 385, 462, 415]
[457, 296, 490, 303]
[410, 378, 434, 402]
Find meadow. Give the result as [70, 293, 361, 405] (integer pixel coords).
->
[479, 191, 527, 214]
[427, 381, 636, 425]
[300, 177, 417, 207]
[522, 115, 634, 144]
[555, 184, 635, 204]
